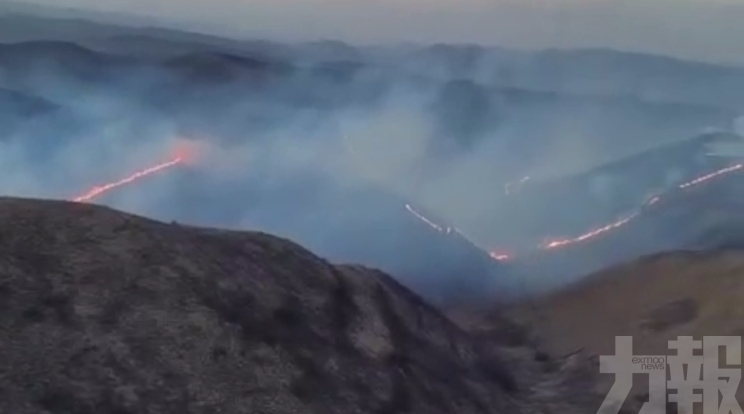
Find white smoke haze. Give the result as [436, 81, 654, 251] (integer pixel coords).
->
[734, 116, 744, 137]
[1, 12, 743, 300]
[0, 68, 730, 245]
[0, 79, 500, 250]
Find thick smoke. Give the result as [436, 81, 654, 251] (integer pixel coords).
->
[734, 116, 744, 137]
[0, 21, 743, 299]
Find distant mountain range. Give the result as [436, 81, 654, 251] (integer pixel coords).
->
[1, 5, 743, 302]
[3, 3, 744, 108]
[0, 36, 735, 164]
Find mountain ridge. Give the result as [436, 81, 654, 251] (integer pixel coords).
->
[0, 196, 615, 414]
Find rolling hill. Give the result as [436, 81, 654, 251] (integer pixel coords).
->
[480, 131, 741, 251]
[506, 169, 744, 294]
[0, 197, 606, 414]
[506, 248, 744, 408]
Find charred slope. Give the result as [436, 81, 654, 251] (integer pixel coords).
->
[0, 87, 62, 137]
[491, 132, 738, 248]
[0, 197, 564, 414]
[511, 172, 744, 294]
[0, 87, 59, 116]
[166, 172, 511, 306]
[342, 201, 513, 305]
[543, 131, 738, 197]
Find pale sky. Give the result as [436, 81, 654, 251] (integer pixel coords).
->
[23, 0, 744, 65]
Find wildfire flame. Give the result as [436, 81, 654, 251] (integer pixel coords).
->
[403, 203, 512, 261]
[71, 147, 190, 203]
[678, 163, 742, 189]
[540, 163, 743, 250]
[68, 137, 742, 265]
[540, 212, 639, 249]
[406, 163, 743, 261]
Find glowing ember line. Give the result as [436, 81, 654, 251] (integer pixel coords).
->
[541, 212, 639, 250]
[405, 162, 742, 261]
[539, 163, 743, 250]
[405, 204, 446, 232]
[454, 227, 509, 260]
[405, 203, 513, 261]
[678, 164, 742, 189]
[72, 156, 183, 202]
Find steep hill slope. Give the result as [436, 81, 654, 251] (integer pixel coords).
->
[512, 249, 744, 357]
[506, 171, 744, 294]
[511, 249, 744, 413]
[484, 132, 738, 250]
[0, 197, 606, 414]
[507, 248, 744, 408]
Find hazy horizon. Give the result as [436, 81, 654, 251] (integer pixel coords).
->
[1, 0, 743, 299]
[1, 0, 742, 66]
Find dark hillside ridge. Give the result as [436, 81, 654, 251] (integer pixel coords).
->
[0, 197, 615, 414]
[0, 197, 614, 413]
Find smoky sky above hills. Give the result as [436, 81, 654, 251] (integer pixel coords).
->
[16, 0, 744, 65]
[1, 7, 744, 301]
